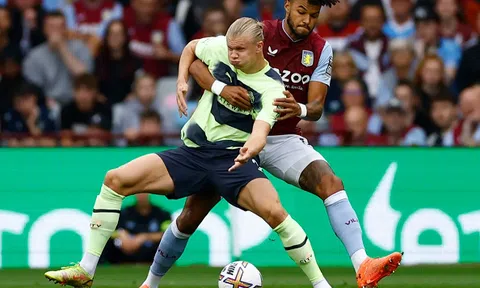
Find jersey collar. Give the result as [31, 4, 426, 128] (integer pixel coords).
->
[281, 20, 303, 43]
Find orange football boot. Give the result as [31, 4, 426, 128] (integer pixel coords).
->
[356, 252, 403, 288]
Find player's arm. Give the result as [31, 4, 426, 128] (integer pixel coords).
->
[176, 39, 199, 116]
[189, 59, 252, 110]
[274, 42, 333, 121]
[229, 120, 271, 172]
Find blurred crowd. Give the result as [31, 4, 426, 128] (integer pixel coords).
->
[0, 0, 479, 147]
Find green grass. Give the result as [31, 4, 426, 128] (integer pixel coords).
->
[0, 264, 478, 287]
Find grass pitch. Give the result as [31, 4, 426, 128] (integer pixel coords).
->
[0, 264, 478, 287]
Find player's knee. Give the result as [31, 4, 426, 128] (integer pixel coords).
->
[264, 203, 288, 228]
[104, 169, 131, 196]
[316, 174, 344, 200]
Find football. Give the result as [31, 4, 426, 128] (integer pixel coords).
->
[218, 261, 263, 288]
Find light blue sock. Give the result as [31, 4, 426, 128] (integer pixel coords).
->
[142, 220, 190, 288]
[324, 190, 367, 271]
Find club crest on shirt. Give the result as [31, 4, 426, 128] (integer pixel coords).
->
[301, 50, 314, 67]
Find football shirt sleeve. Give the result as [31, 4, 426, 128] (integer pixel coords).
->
[194, 36, 228, 67]
[311, 41, 333, 86]
[256, 85, 285, 127]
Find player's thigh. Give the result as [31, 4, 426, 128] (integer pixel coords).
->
[212, 159, 287, 228]
[237, 178, 288, 228]
[260, 135, 326, 187]
[105, 153, 174, 196]
[177, 192, 221, 234]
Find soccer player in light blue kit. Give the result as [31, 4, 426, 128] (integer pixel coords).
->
[44, 17, 333, 288]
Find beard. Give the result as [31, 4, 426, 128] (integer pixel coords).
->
[286, 14, 314, 39]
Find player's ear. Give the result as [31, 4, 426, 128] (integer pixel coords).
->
[284, 0, 291, 13]
[256, 41, 264, 53]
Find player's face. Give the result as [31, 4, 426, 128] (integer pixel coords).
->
[227, 35, 263, 71]
[285, 0, 321, 39]
[431, 101, 456, 129]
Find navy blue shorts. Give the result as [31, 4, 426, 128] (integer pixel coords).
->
[157, 146, 267, 210]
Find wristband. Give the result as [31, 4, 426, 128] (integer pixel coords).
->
[298, 103, 307, 118]
[211, 80, 227, 95]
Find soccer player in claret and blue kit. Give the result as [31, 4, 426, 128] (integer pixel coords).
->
[140, 0, 403, 288]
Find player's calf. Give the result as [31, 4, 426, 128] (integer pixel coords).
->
[300, 160, 368, 272]
[237, 178, 332, 288]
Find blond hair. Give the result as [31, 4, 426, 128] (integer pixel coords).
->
[226, 17, 264, 43]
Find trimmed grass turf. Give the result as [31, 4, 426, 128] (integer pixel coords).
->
[1, 264, 478, 287]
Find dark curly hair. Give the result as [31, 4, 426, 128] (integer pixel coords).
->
[301, 0, 340, 8]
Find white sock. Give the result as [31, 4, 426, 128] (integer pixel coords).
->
[351, 249, 368, 272]
[79, 252, 99, 276]
[313, 278, 332, 288]
[142, 270, 162, 288]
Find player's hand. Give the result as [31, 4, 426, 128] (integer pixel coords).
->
[229, 147, 251, 172]
[221, 86, 252, 110]
[273, 90, 301, 121]
[176, 80, 189, 117]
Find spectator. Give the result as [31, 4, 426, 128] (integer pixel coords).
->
[413, 5, 461, 82]
[113, 73, 162, 145]
[63, 0, 123, 55]
[316, 0, 359, 51]
[458, 85, 480, 146]
[123, 0, 186, 79]
[324, 51, 359, 115]
[414, 54, 451, 114]
[1, 82, 56, 147]
[0, 6, 25, 114]
[242, 0, 283, 22]
[329, 78, 370, 133]
[60, 73, 112, 147]
[191, 6, 228, 39]
[95, 20, 142, 106]
[427, 93, 461, 146]
[320, 106, 387, 146]
[455, 13, 480, 92]
[9, 0, 47, 53]
[394, 80, 435, 134]
[0, 47, 25, 114]
[347, 3, 390, 100]
[102, 193, 171, 264]
[375, 38, 416, 108]
[132, 110, 164, 146]
[435, 0, 474, 47]
[383, 0, 415, 39]
[170, 0, 202, 41]
[382, 97, 427, 146]
[23, 10, 93, 107]
[223, 0, 244, 24]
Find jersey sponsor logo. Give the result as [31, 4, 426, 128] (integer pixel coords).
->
[301, 50, 314, 67]
[267, 46, 278, 56]
[217, 95, 251, 115]
[272, 68, 311, 85]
